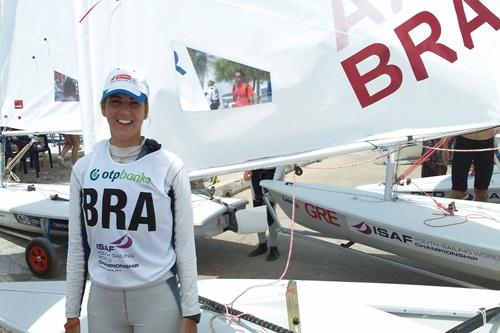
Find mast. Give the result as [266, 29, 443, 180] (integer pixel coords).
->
[383, 149, 397, 201]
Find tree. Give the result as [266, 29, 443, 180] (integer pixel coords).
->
[212, 59, 269, 83]
[213, 59, 271, 103]
[187, 48, 210, 86]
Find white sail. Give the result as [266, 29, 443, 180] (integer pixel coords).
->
[74, 0, 499, 176]
[0, 0, 82, 133]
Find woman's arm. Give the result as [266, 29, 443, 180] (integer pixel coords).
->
[171, 162, 201, 321]
[65, 166, 87, 320]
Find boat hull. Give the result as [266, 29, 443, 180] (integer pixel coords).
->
[0, 184, 247, 239]
[1, 279, 500, 332]
[261, 180, 500, 281]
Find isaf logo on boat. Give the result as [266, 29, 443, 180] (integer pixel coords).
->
[351, 221, 372, 235]
[351, 221, 412, 243]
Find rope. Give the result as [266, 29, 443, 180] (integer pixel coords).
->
[410, 181, 454, 215]
[199, 296, 295, 333]
[304, 146, 403, 170]
[397, 137, 452, 181]
[213, 173, 300, 331]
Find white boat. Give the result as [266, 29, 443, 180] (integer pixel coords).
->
[1, 279, 500, 333]
[1, 0, 500, 332]
[358, 171, 500, 203]
[262, 180, 500, 282]
[0, 180, 250, 277]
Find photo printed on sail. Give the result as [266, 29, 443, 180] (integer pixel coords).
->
[172, 44, 272, 112]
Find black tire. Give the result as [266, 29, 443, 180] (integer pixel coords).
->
[25, 237, 58, 278]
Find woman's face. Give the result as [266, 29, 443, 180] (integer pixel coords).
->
[101, 93, 148, 147]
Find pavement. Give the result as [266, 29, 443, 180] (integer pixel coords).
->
[1, 149, 500, 290]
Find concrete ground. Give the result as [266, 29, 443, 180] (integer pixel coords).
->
[1, 148, 499, 290]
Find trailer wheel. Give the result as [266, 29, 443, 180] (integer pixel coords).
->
[25, 237, 58, 278]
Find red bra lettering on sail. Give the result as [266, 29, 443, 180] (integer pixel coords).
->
[340, 0, 499, 108]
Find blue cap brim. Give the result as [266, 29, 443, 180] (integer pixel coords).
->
[101, 89, 147, 103]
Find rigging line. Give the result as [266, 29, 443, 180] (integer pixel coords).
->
[199, 296, 294, 333]
[424, 146, 499, 153]
[410, 181, 453, 216]
[223, 174, 298, 325]
[423, 215, 467, 228]
[304, 146, 402, 170]
[409, 178, 500, 225]
[423, 211, 499, 227]
[79, 0, 104, 23]
[397, 137, 452, 182]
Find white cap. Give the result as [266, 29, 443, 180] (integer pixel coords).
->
[101, 67, 149, 103]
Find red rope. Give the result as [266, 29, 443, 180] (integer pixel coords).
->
[410, 181, 454, 215]
[397, 137, 452, 181]
[79, 0, 104, 23]
[221, 173, 298, 327]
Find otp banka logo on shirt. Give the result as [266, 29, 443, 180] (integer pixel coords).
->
[89, 168, 152, 184]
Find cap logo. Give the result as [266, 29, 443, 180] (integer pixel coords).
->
[111, 74, 136, 84]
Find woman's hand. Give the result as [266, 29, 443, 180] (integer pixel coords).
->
[64, 318, 80, 333]
[243, 170, 252, 181]
[180, 318, 197, 333]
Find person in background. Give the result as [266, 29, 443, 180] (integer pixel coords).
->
[205, 80, 220, 110]
[451, 128, 498, 202]
[232, 69, 254, 108]
[244, 166, 286, 261]
[65, 67, 200, 333]
[58, 134, 80, 166]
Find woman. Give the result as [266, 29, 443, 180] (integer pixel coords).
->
[65, 67, 200, 333]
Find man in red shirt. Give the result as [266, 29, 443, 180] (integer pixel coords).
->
[232, 69, 254, 108]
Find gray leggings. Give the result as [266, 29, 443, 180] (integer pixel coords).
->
[88, 278, 181, 333]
